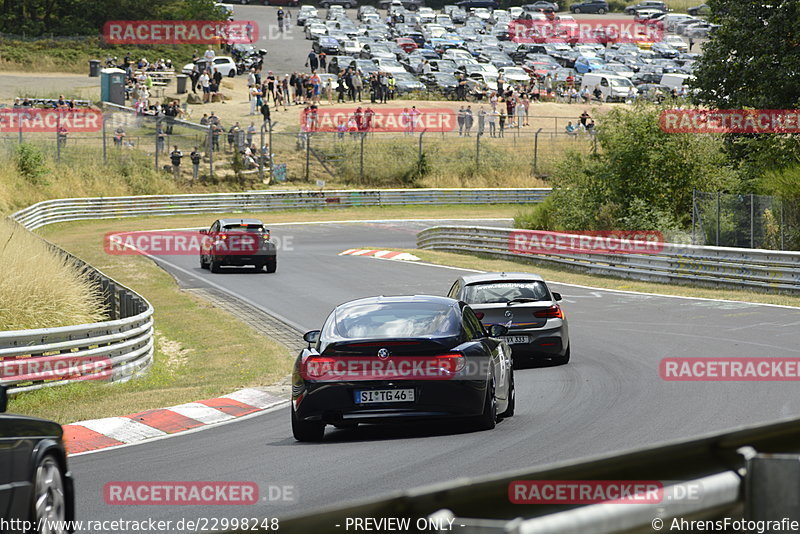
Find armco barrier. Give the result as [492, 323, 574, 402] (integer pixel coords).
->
[272, 415, 800, 534]
[11, 188, 552, 230]
[0, 227, 153, 394]
[417, 226, 800, 293]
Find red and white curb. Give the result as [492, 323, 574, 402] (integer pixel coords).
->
[63, 388, 287, 454]
[339, 249, 420, 261]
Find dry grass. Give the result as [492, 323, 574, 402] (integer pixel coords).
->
[0, 218, 105, 330]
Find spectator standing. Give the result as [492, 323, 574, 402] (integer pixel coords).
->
[352, 71, 363, 102]
[306, 51, 319, 71]
[545, 74, 553, 97]
[170, 146, 183, 179]
[319, 52, 327, 71]
[204, 46, 215, 62]
[212, 68, 222, 88]
[457, 106, 466, 136]
[498, 109, 506, 137]
[380, 72, 389, 103]
[199, 71, 211, 103]
[190, 63, 200, 93]
[260, 101, 271, 124]
[156, 123, 166, 153]
[325, 78, 334, 104]
[488, 108, 498, 137]
[246, 122, 257, 146]
[249, 84, 262, 115]
[190, 147, 202, 180]
[579, 110, 591, 128]
[387, 74, 396, 100]
[464, 106, 474, 136]
[477, 108, 486, 136]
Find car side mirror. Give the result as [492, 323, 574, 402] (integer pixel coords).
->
[0, 385, 8, 413]
[199, 229, 208, 234]
[552, 292, 562, 301]
[303, 330, 321, 346]
[488, 324, 508, 337]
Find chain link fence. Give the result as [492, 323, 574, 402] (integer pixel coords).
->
[266, 129, 594, 186]
[692, 190, 799, 250]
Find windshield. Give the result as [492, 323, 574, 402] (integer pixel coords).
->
[610, 77, 633, 87]
[463, 281, 550, 304]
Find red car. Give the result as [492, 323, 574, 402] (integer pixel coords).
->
[396, 37, 418, 53]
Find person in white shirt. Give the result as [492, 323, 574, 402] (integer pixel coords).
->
[488, 108, 499, 137]
[204, 46, 215, 62]
[199, 72, 211, 103]
[249, 85, 262, 115]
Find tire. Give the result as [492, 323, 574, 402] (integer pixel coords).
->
[597, 8, 605, 14]
[474, 378, 497, 431]
[200, 255, 209, 269]
[265, 256, 277, 273]
[572, 7, 580, 13]
[253, 263, 265, 272]
[210, 259, 222, 273]
[499, 372, 515, 418]
[31, 455, 67, 532]
[292, 404, 325, 441]
[554, 345, 571, 365]
[228, 70, 236, 78]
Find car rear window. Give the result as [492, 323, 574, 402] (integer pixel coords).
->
[222, 224, 265, 233]
[463, 281, 550, 304]
[327, 302, 461, 339]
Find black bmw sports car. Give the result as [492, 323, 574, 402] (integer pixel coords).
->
[0, 385, 75, 533]
[291, 295, 515, 441]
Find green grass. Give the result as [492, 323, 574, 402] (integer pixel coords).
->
[0, 37, 197, 74]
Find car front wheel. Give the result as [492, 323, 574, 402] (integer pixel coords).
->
[32, 455, 67, 533]
[597, 8, 605, 14]
[572, 7, 581, 13]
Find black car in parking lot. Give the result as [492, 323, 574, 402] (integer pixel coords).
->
[199, 218, 277, 273]
[291, 296, 514, 441]
[569, 0, 608, 13]
[0, 386, 75, 533]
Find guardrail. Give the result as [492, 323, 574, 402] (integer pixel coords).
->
[1, 225, 154, 394]
[12, 188, 551, 230]
[274, 415, 800, 533]
[417, 226, 800, 293]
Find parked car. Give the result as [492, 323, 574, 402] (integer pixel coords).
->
[569, 0, 608, 14]
[456, 0, 499, 9]
[0, 386, 76, 531]
[199, 218, 277, 273]
[319, 0, 356, 8]
[687, 3, 710, 16]
[182, 56, 238, 77]
[313, 36, 341, 54]
[420, 71, 460, 94]
[624, 0, 668, 15]
[297, 5, 319, 25]
[392, 72, 427, 93]
[580, 72, 634, 101]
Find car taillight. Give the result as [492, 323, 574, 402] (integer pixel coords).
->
[475, 312, 485, 320]
[433, 352, 466, 373]
[303, 356, 337, 380]
[534, 305, 563, 319]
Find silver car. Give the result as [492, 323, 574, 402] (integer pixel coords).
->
[447, 272, 570, 364]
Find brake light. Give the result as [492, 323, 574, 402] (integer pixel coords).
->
[475, 312, 485, 320]
[303, 356, 337, 380]
[433, 352, 466, 373]
[533, 305, 563, 319]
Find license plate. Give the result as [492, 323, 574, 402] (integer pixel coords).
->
[354, 389, 415, 404]
[503, 336, 529, 344]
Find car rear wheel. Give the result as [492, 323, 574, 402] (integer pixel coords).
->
[265, 256, 277, 273]
[292, 405, 325, 441]
[32, 455, 67, 533]
[499, 373, 515, 418]
[474, 378, 497, 430]
[553, 345, 571, 365]
[572, 7, 581, 13]
[228, 70, 236, 77]
[597, 8, 605, 14]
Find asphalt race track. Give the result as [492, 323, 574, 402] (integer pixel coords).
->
[70, 219, 800, 529]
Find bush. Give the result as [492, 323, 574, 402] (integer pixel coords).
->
[15, 144, 49, 184]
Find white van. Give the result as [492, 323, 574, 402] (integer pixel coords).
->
[660, 73, 694, 92]
[580, 73, 634, 102]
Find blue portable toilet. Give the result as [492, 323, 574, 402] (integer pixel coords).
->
[100, 68, 126, 105]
